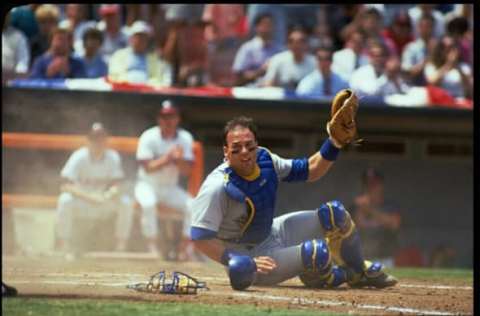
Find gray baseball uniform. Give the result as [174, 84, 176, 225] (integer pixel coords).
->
[190, 147, 324, 285]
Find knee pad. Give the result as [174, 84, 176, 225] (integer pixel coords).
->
[317, 201, 365, 272]
[300, 239, 347, 288]
[228, 255, 257, 291]
[301, 239, 331, 273]
[317, 200, 353, 236]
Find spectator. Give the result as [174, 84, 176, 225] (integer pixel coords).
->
[445, 16, 472, 69]
[203, 4, 246, 50]
[424, 35, 473, 100]
[382, 10, 414, 57]
[308, 20, 334, 53]
[331, 30, 369, 82]
[59, 4, 96, 57]
[56, 123, 134, 259]
[162, 4, 208, 87]
[341, 6, 397, 56]
[231, 13, 283, 87]
[401, 13, 436, 85]
[296, 46, 349, 100]
[80, 28, 108, 78]
[135, 100, 194, 260]
[408, 4, 445, 40]
[96, 4, 129, 63]
[349, 40, 389, 97]
[202, 4, 247, 87]
[376, 56, 411, 97]
[263, 27, 316, 91]
[29, 27, 86, 79]
[9, 4, 40, 42]
[325, 4, 364, 50]
[108, 21, 173, 86]
[2, 13, 30, 82]
[30, 4, 60, 65]
[350, 168, 402, 265]
[247, 4, 287, 49]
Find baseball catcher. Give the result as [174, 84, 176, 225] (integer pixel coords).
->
[189, 89, 397, 290]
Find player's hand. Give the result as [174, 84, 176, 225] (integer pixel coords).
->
[170, 145, 184, 162]
[253, 256, 277, 274]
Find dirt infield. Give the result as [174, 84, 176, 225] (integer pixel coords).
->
[2, 255, 473, 315]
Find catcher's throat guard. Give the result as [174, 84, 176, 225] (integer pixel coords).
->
[127, 271, 209, 295]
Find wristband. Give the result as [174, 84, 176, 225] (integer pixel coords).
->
[220, 248, 242, 266]
[320, 138, 340, 161]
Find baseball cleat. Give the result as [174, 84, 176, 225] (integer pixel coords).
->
[347, 260, 398, 289]
[2, 282, 18, 297]
[349, 272, 398, 289]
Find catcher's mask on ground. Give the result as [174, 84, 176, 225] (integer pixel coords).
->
[127, 271, 208, 295]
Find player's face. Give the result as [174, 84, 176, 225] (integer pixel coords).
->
[158, 114, 180, 138]
[224, 127, 258, 177]
[88, 137, 107, 158]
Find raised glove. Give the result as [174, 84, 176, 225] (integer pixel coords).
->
[326, 89, 360, 148]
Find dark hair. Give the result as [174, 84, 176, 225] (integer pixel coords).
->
[253, 13, 273, 27]
[83, 27, 104, 43]
[287, 25, 306, 38]
[223, 116, 258, 146]
[446, 16, 469, 37]
[315, 45, 333, 57]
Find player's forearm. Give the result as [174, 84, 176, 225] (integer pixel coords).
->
[141, 156, 171, 173]
[307, 151, 334, 182]
[192, 239, 226, 263]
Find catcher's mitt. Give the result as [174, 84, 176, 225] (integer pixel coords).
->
[326, 89, 361, 148]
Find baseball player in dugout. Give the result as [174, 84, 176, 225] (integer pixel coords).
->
[190, 89, 398, 290]
[135, 100, 194, 260]
[56, 123, 134, 260]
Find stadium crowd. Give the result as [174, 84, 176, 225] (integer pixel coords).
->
[2, 4, 473, 105]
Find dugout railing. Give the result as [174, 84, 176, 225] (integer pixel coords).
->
[2, 132, 204, 212]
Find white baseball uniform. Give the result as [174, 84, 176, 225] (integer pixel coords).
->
[56, 147, 134, 245]
[134, 126, 194, 238]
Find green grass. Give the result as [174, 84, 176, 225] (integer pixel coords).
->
[2, 298, 348, 316]
[386, 267, 473, 281]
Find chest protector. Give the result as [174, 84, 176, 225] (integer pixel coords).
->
[223, 148, 278, 244]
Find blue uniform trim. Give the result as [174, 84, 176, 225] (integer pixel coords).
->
[283, 158, 309, 182]
[190, 226, 217, 241]
[320, 138, 340, 161]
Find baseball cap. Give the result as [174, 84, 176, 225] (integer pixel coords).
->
[158, 99, 179, 116]
[362, 167, 384, 185]
[129, 20, 152, 36]
[87, 122, 108, 140]
[99, 4, 120, 16]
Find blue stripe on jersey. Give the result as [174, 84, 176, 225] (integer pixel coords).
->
[190, 226, 217, 240]
[283, 157, 309, 182]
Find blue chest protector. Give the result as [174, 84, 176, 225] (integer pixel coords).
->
[223, 148, 278, 244]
